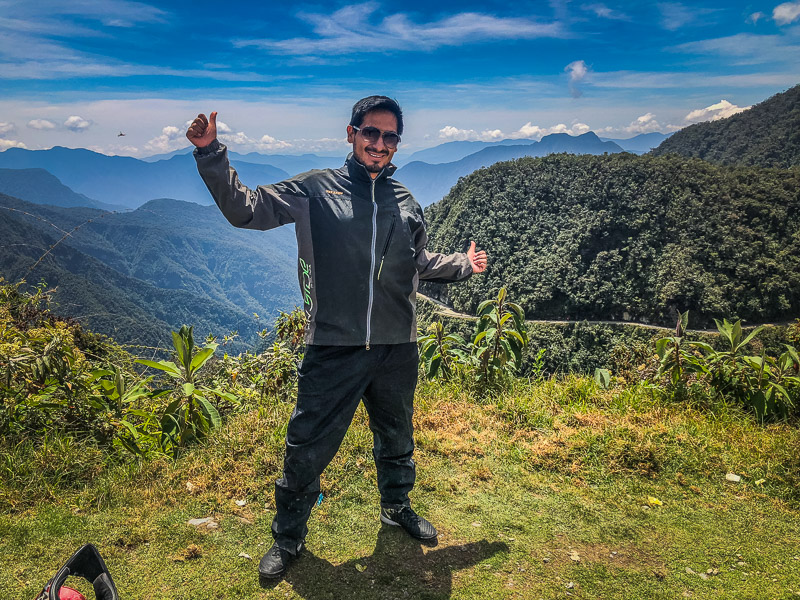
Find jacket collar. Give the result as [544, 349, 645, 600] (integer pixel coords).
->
[345, 152, 397, 184]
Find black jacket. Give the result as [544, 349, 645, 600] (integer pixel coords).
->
[195, 140, 472, 346]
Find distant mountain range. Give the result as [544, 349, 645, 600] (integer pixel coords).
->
[402, 132, 671, 165]
[0, 147, 290, 209]
[0, 130, 673, 211]
[397, 131, 629, 206]
[651, 83, 800, 168]
[142, 147, 343, 176]
[0, 191, 300, 350]
[0, 168, 120, 211]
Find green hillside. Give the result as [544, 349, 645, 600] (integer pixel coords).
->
[423, 153, 800, 327]
[650, 84, 800, 168]
[0, 194, 300, 350]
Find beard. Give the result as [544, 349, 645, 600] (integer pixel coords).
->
[359, 145, 389, 172]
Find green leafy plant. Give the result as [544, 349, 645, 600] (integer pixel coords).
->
[528, 348, 547, 382]
[471, 287, 528, 389]
[418, 321, 469, 380]
[652, 313, 800, 420]
[137, 325, 236, 456]
[238, 309, 306, 402]
[655, 311, 706, 386]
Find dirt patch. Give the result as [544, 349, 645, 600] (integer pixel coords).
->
[540, 537, 666, 573]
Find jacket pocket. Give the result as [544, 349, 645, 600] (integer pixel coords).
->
[376, 213, 396, 281]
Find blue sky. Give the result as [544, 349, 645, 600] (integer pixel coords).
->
[0, 0, 798, 157]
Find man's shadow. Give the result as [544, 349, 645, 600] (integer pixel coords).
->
[261, 524, 508, 599]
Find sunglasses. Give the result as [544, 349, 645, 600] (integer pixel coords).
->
[352, 125, 401, 149]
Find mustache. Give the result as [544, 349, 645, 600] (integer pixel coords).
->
[365, 146, 389, 156]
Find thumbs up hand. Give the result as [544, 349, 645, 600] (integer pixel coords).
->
[186, 111, 218, 148]
[467, 241, 488, 273]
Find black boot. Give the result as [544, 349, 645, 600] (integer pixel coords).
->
[259, 542, 303, 580]
[380, 506, 438, 540]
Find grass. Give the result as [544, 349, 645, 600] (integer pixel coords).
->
[2, 377, 800, 599]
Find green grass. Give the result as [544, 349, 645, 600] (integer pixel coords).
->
[2, 378, 800, 599]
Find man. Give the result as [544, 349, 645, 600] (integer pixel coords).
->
[186, 96, 487, 580]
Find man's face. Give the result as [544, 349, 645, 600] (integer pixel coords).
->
[347, 110, 398, 176]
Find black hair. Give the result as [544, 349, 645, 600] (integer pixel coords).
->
[349, 96, 404, 135]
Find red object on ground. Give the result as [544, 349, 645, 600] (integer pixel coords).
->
[58, 587, 87, 600]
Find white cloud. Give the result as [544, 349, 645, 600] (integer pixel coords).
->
[220, 131, 293, 152]
[437, 126, 503, 142]
[658, 2, 696, 30]
[216, 120, 233, 134]
[747, 11, 765, 24]
[684, 99, 751, 123]
[144, 124, 187, 153]
[565, 60, 589, 98]
[64, 115, 91, 131]
[628, 113, 660, 133]
[3, 1, 167, 27]
[511, 123, 547, 139]
[669, 32, 800, 66]
[236, 4, 564, 55]
[0, 138, 27, 150]
[27, 118, 57, 130]
[581, 3, 630, 20]
[617, 112, 682, 134]
[773, 1, 800, 24]
[571, 122, 591, 135]
[0, 122, 16, 135]
[438, 126, 477, 141]
[509, 121, 592, 139]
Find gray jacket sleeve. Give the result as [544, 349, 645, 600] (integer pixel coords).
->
[412, 215, 473, 282]
[194, 140, 306, 230]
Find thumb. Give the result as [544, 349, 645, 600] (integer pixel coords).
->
[209, 111, 218, 128]
[468, 241, 476, 254]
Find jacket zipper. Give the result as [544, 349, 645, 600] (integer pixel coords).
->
[376, 213, 396, 281]
[365, 176, 378, 350]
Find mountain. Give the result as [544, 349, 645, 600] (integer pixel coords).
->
[227, 151, 343, 176]
[142, 147, 343, 176]
[0, 147, 290, 209]
[140, 147, 193, 162]
[423, 152, 800, 327]
[396, 132, 625, 207]
[600, 132, 673, 154]
[0, 168, 120, 211]
[650, 84, 800, 168]
[0, 193, 300, 350]
[398, 132, 670, 166]
[401, 138, 537, 166]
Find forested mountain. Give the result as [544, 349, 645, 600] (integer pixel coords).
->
[0, 168, 118, 210]
[0, 193, 300, 349]
[650, 84, 800, 168]
[0, 147, 290, 209]
[423, 153, 800, 327]
[397, 132, 625, 206]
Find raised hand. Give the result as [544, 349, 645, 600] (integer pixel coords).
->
[186, 111, 218, 148]
[467, 241, 488, 273]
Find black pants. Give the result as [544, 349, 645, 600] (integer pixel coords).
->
[271, 343, 419, 553]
